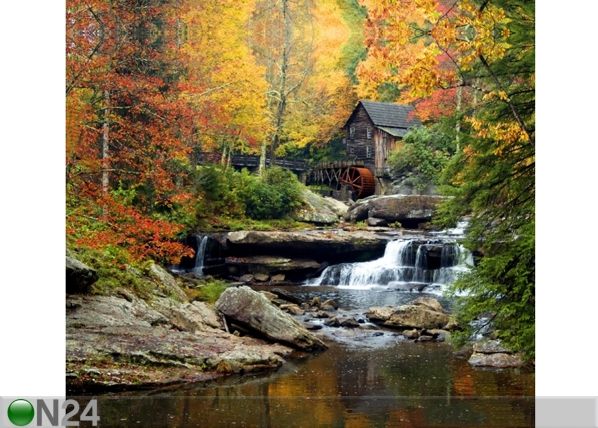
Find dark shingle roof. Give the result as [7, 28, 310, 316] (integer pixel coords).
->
[359, 100, 420, 129]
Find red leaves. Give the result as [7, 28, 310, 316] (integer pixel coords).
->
[73, 193, 193, 264]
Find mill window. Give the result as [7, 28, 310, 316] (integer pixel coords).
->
[366, 127, 372, 139]
[349, 126, 355, 138]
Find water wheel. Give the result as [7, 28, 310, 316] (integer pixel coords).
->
[340, 167, 376, 199]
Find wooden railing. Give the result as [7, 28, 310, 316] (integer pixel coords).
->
[195, 152, 308, 172]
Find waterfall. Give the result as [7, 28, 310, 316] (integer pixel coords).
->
[192, 235, 209, 277]
[308, 238, 473, 292]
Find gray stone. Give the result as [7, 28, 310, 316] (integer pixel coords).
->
[304, 323, 323, 331]
[271, 274, 286, 282]
[225, 256, 321, 277]
[66, 256, 98, 294]
[367, 217, 388, 227]
[402, 329, 420, 339]
[417, 335, 434, 342]
[384, 304, 450, 330]
[292, 189, 348, 225]
[411, 297, 447, 314]
[324, 317, 340, 327]
[365, 306, 395, 322]
[312, 311, 330, 319]
[215, 286, 326, 351]
[468, 352, 524, 368]
[444, 317, 460, 331]
[425, 329, 451, 342]
[225, 230, 388, 262]
[344, 203, 369, 222]
[321, 299, 339, 310]
[271, 288, 304, 305]
[66, 294, 293, 389]
[240, 274, 254, 283]
[150, 297, 222, 332]
[279, 303, 305, 316]
[473, 340, 511, 354]
[340, 318, 360, 328]
[147, 263, 188, 302]
[310, 297, 322, 308]
[254, 273, 270, 282]
[259, 291, 278, 301]
[344, 195, 446, 225]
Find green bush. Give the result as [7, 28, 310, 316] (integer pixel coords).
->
[388, 125, 454, 192]
[193, 165, 304, 222]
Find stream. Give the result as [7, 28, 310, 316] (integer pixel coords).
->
[87, 228, 534, 427]
[89, 289, 533, 427]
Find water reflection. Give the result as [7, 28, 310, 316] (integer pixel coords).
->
[91, 343, 533, 427]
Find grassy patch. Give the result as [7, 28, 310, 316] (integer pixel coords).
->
[73, 247, 155, 298]
[187, 279, 231, 304]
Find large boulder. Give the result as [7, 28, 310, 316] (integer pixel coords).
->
[365, 306, 395, 322]
[344, 195, 446, 228]
[468, 352, 524, 368]
[216, 286, 327, 351]
[366, 297, 449, 330]
[292, 189, 348, 225]
[384, 305, 450, 330]
[66, 256, 98, 294]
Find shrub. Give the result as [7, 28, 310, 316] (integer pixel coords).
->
[387, 125, 454, 192]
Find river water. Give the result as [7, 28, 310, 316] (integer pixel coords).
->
[90, 285, 534, 427]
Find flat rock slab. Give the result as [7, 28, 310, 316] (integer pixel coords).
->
[67, 294, 291, 390]
[216, 286, 327, 351]
[224, 230, 391, 263]
[468, 352, 524, 368]
[225, 256, 321, 276]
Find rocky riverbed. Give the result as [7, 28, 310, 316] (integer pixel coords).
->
[67, 223, 525, 392]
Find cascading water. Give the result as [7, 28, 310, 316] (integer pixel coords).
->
[192, 235, 209, 277]
[308, 238, 473, 293]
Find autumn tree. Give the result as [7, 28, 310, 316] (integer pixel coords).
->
[357, 0, 535, 357]
[67, 0, 196, 263]
[250, 0, 357, 165]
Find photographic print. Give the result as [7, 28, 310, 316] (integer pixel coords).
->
[66, 0, 535, 426]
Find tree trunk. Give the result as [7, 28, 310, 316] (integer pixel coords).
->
[269, 0, 290, 163]
[101, 89, 110, 193]
[259, 141, 267, 175]
[221, 145, 228, 167]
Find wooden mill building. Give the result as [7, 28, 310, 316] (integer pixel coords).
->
[344, 100, 420, 177]
[309, 100, 421, 199]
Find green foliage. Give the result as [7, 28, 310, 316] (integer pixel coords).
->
[192, 279, 230, 304]
[74, 246, 154, 298]
[448, 221, 535, 359]
[436, 0, 535, 360]
[194, 165, 305, 223]
[337, 0, 367, 83]
[387, 124, 455, 191]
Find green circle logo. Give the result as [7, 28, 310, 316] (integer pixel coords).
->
[7, 399, 34, 426]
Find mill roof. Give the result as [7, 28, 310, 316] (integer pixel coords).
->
[345, 100, 421, 134]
